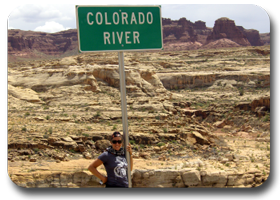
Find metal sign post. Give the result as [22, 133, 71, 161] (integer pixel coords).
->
[76, 5, 163, 188]
[118, 51, 131, 188]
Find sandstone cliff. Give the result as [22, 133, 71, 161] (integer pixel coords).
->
[10, 168, 269, 188]
[237, 26, 264, 46]
[8, 29, 78, 58]
[162, 17, 211, 44]
[260, 33, 270, 45]
[205, 18, 251, 47]
[8, 17, 269, 60]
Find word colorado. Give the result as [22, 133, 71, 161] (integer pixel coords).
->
[86, 11, 154, 45]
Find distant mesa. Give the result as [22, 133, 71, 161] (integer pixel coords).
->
[8, 17, 269, 60]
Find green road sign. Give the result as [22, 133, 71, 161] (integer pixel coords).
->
[75, 5, 163, 52]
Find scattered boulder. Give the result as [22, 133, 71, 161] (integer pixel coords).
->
[29, 158, 37, 162]
[61, 137, 74, 142]
[83, 152, 92, 159]
[213, 120, 227, 128]
[90, 134, 104, 142]
[190, 131, 209, 145]
[224, 153, 234, 161]
[18, 149, 34, 155]
[52, 153, 66, 161]
[59, 56, 77, 66]
[78, 144, 86, 153]
[139, 152, 151, 159]
[48, 137, 59, 145]
[158, 155, 167, 161]
[95, 140, 111, 151]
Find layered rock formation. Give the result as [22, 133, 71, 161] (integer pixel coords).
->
[162, 16, 267, 50]
[237, 26, 264, 46]
[162, 17, 211, 44]
[205, 18, 251, 47]
[8, 17, 269, 59]
[10, 168, 268, 188]
[157, 70, 270, 90]
[260, 33, 270, 45]
[8, 29, 77, 57]
[8, 64, 167, 98]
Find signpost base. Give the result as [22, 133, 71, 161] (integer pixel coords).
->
[118, 51, 132, 188]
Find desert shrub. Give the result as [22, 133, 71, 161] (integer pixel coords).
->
[157, 142, 165, 147]
[130, 140, 136, 145]
[112, 125, 117, 131]
[95, 111, 101, 117]
[238, 87, 244, 96]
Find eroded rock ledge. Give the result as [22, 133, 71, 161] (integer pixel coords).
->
[10, 168, 268, 188]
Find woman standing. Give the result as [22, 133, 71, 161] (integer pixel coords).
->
[88, 131, 133, 188]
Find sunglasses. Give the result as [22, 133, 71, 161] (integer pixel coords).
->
[112, 140, 122, 144]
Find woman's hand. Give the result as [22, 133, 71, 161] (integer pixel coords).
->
[127, 143, 132, 155]
[126, 143, 133, 171]
[102, 176, 108, 184]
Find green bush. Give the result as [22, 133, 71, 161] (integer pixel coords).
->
[130, 140, 136, 145]
[157, 142, 165, 147]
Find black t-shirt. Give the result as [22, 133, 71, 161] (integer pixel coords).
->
[98, 151, 128, 187]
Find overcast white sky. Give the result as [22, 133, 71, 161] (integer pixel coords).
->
[7, 1, 270, 33]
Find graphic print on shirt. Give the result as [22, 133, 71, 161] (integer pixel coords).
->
[114, 156, 127, 178]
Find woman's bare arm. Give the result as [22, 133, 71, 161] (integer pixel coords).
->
[88, 159, 107, 183]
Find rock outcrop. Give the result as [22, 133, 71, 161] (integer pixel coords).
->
[10, 168, 269, 188]
[132, 168, 268, 188]
[162, 17, 210, 43]
[205, 17, 251, 47]
[194, 20, 207, 30]
[8, 29, 78, 57]
[163, 25, 185, 40]
[157, 71, 270, 90]
[8, 66, 100, 94]
[8, 84, 43, 103]
[260, 33, 270, 45]
[237, 26, 264, 46]
[234, 96, 270, 117]
[8, 61, 168, 103]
